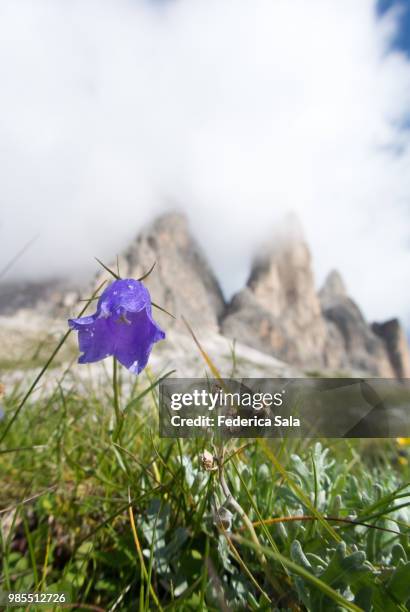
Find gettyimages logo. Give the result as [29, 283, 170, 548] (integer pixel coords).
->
[169, 387, 285, 410]
[166, 384, 298, 433]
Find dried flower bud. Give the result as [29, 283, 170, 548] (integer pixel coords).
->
[200, 449, 215, 471]
[214, 505, 233, 531]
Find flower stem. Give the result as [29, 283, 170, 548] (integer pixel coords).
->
[219, 468, 262, 551]
[112, 357, 122, 440]
[216, 443, 284, 597]
[217, 445, 264, 556]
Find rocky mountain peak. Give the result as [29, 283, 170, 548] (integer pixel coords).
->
[372, 319, 410, 378]
[222, 217, 409, 377]
[222, 218, 330, 368]
[319, 270, 347, 307]
[247, 224, 320, 322]
[114, 211, 226, 331]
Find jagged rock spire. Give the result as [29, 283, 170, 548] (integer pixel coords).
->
[319, 270, 347, 308]
[114, 211, 226, 331]
[372, 319, 410, 378]
[222, 217, 405, 376]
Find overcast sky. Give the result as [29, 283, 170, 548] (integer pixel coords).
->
[0, 0, 409, 327]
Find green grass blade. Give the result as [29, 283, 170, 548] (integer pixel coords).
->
[259, 440, 342, 543]
[0, 280, 107, 443]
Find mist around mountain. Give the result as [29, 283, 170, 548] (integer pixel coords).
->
[1, 212, 409, 379]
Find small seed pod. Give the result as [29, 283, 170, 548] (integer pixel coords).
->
[200, 449, 216, 471]
[214, 505, 233, 531]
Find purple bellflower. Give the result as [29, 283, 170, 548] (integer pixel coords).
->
[68, 279, 165, 375]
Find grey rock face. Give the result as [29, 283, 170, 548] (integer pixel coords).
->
[318, 270, 347, 307]
[0, 279, 71, 316]
[222, 221, 332, 370]
[102, 212, 226, 332]
[372, 319, 410, 378]
[319, 272, 395, 376]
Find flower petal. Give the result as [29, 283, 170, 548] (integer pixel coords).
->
[97, 279, 150, 317]
[76, 318, 115, 363]
[112, 307, 165, 374]
[68, 314, 96, 329]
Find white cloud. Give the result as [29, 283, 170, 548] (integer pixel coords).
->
[0, 0, 409, 325]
